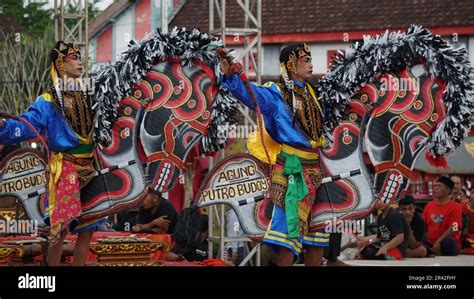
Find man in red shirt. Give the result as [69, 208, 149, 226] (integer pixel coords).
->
[461, 186, 474, 249]
[422, 176, 462, 256]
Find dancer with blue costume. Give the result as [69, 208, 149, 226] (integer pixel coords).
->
[220, 43, 332, 266]
[0, 41, 105, 266]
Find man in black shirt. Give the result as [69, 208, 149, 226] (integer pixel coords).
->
[361, 200, 410, 260]
[398, 195, 427, 257]
[168, 214, 210, 262]
[132, 189, 178, 234]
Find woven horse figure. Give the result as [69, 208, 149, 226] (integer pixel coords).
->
[311, 63, 448, 230]
[195, 25, 473, 236]
[0, 28, 237, 228]
[310, 25, 473, 230]
[70, 29, 238, 227]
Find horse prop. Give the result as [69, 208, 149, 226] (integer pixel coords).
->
[0, 28, 238, 228]
[195, 25, 474, 236]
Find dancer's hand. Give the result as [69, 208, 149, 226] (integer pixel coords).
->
[218, 49, 232, 79]
[220, 57, 232, 78]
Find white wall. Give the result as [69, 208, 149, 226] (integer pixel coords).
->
[113, 6, 135, 62]
[308, 42, 350, 74]
[88, 37, 97, 72]
[267, 42, 351, 76]
[262, 44, 280, 76]
[262, 42, 351, 77]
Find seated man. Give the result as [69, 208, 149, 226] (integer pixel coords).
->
[360, 200, 409, 260]
[132, 189, 178, 234]
[398, 195, 427, 257]
[461, 186, 474, 249]
[168, 214, 235, 266]
[422, 176, 462, 256]
[168, 214, 209, 262]
[113, 208, 139, 232]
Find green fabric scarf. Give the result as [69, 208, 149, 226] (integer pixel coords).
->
[65, 143, 94, 155]
[281, 152, 309, 238]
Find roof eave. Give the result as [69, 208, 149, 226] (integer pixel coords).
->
[88, 0, 135, 39]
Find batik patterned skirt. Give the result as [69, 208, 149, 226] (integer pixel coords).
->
[262, 145, 329, 256]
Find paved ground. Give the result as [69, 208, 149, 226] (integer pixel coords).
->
[344, 255, 474, 266]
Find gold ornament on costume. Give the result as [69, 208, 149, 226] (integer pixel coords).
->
[303, 43, 310, 53]
[278, 82, 323, 141]
[287, 52, 297, 73]
[285, 43, 311, 74]
[55, 59, 64, 72]
[49, 88, 94, 140]
[52, 42, 81, 73]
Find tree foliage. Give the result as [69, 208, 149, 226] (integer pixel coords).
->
[0, 1, 107, 115]
[0, 26, 54, 115]
[0, 0, 53, 39]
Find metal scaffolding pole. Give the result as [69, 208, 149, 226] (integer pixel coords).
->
[209, 0, 261, 128]
[207, 0, 262, 266]
[54, 0, 89, 74]
[161, 0, 169, 34]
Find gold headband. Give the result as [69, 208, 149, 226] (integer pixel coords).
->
[53, 43, 81, 72]
[286, 43, 311, 73]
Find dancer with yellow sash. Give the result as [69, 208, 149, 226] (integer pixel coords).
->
[0, 42, 105, 266]
[220, 44, 331, 266]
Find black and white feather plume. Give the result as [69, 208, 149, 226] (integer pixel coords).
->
[92, 27, 237, 153]
[318, 25, 474, 157]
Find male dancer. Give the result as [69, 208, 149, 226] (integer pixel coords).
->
[220, 44, 330, 266]
[0, 41, 105, 266]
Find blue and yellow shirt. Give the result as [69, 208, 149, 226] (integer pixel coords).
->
[0, 92, 88, 151]
[222, 74, 326, 162]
